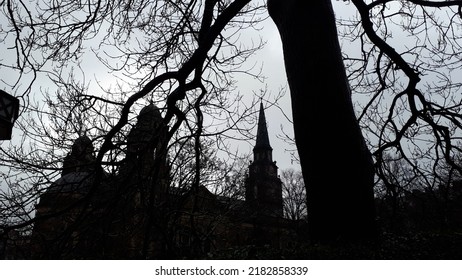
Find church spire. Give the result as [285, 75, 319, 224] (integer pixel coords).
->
[254, 102, 272, 150]
[253, 102, 273, 162]
[246, 102, 283, 217]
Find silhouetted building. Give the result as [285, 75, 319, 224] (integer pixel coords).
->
[6, 103, 302, 259]
[246, 103, 283, 218]
[30, 104, 171, 259]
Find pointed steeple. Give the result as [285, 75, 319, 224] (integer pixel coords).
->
[253, 102, 273, 162]
[254, 102, 272, 150]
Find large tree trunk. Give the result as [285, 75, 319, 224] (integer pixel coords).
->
[268, 0, 376, 243]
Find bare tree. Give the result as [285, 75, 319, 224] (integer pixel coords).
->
[2, 0, 462, 255]
[375, 152, 419, 232]
[0, 0, 269, 258]
[268, 0, 462, 244]
[280, 168, 306, 221]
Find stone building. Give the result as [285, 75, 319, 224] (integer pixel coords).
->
[12, 103, 302, 259]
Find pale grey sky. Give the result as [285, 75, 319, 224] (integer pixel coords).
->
[0, 2, 301, 175]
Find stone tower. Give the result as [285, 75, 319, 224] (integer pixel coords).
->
[120, 103, 169, 200]
[31, 135, 98, 258]
[62, 135, 96, 176]
[246, 103, 283, 217]
[115, 103, 170, 258]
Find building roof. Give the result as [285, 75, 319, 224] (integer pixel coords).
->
[46, 172, 94, 194]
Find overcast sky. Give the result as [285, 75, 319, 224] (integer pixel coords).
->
[0, 2, 304, 176]
[0, 1, 367, 177]
[4, 1, 459, 190]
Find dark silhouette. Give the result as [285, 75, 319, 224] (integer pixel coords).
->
[246, 103, 284, 218]
[2, 0, 462, 259]
[20, 103, 302, 259]
[268, 0, 376, 244]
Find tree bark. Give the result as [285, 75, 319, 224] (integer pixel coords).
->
[268, 0, 376, 243]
